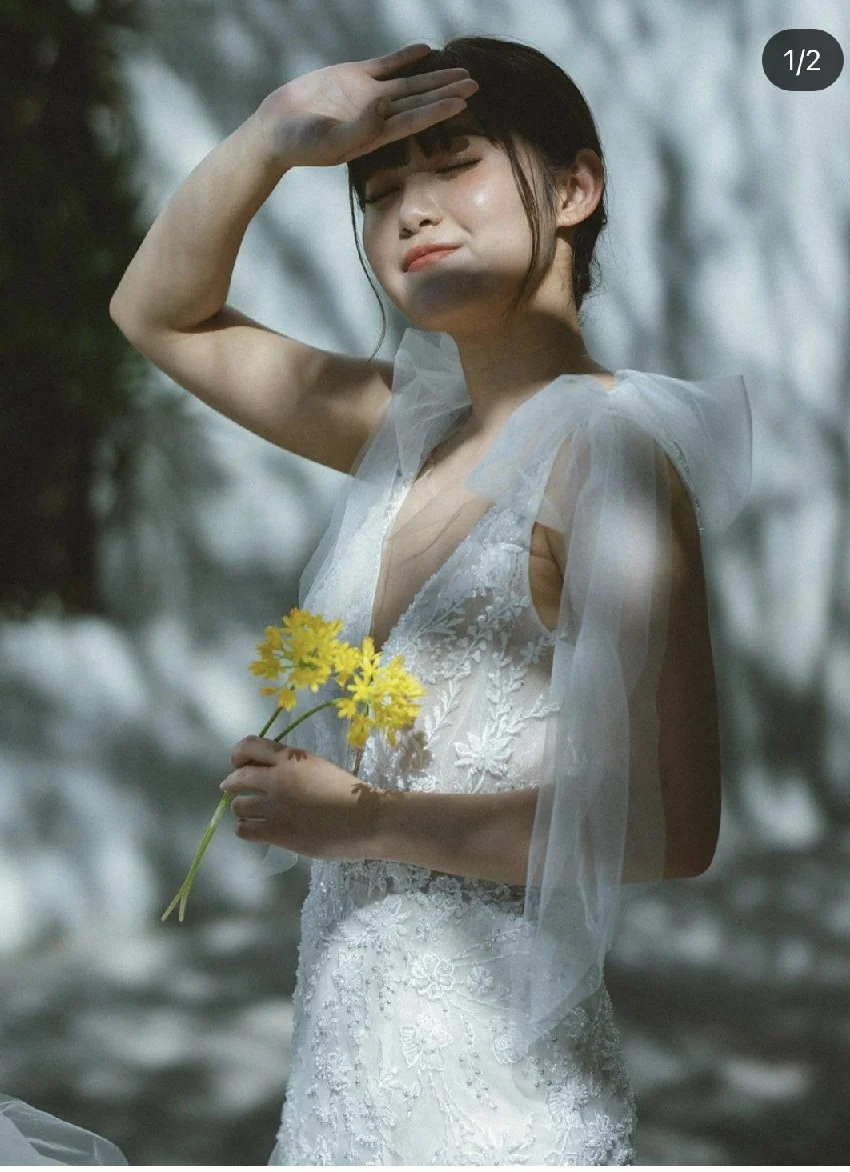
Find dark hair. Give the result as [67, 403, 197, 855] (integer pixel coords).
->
[347, 35, 609, 358]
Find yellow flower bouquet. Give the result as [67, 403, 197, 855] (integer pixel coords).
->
[161, 607, 425, 923]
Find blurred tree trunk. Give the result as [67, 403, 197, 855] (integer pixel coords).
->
[0, 0, 150, 619]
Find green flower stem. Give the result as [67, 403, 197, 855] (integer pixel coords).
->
[161, 696, 346, 923]
[269, 698, 338, 742]
[161, 792, 233, 923]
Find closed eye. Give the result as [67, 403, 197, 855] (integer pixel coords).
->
[364, 160, 479, 206]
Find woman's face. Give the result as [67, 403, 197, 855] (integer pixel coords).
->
[360, 118, 554, 335]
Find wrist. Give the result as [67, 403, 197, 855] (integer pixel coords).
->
[245, 97, 296, 174]
[251, 89, 310, 172]
[365, 787, 407, 863]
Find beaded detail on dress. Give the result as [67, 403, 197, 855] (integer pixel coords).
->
[271, 505, 637, 1166]
[267, 327, 752, 1166]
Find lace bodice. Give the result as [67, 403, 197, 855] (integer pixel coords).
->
[0, 329, 752, 1168]
[263, 328, 752, 1165]
[259, 327, 752, 1040]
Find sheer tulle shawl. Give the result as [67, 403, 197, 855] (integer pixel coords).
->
[506, 386, 750, 1051]
[254, 329, 753, 1055]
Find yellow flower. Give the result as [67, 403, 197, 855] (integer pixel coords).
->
[162, 608, 425, 923]
[250, 616, 425, 749]
[250, 609, 347, 711]
[335, 637, 426, 749]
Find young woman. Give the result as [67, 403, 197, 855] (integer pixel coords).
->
[3, 36, 751, 1166]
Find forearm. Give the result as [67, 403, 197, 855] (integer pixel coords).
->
[364, 774, 703, 889]
[369, 786, 539, 887]
[109, 109, 289, 331]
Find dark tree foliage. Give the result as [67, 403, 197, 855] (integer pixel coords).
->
[1, 0, 150, 619]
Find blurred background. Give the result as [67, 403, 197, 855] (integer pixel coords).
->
[2, 0, 849, 1164]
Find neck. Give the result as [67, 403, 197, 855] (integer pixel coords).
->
[445, 313, 612, 436]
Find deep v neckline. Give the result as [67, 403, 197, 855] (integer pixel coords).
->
[365, 411, 482, 659]
[364, 369, 629, 660]
[366, 477, 497, 659]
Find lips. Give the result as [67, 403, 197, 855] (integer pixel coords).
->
[403, 243, 461, 272]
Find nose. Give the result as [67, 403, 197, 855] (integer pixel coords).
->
[398, 176, 443, 236]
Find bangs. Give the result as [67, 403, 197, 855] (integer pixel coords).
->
[343, 35, 608, 359]
[348, 107, 501, 208]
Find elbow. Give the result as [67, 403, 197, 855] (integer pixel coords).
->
[687, 845, 716, 879]
[109, 286, 138, 328]
[109, 282, 146, 331]
[664, 851, 713, 881]
[694, 832, 719, 877]
[108, 296, 154, 346]
[663, 805, 720, 879]
[108, 292, 131, 331]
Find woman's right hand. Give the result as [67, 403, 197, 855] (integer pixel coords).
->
[254, 43, 479, 169]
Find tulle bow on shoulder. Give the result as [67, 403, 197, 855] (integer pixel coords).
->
[252, 328, 753, 1058]
[389, 332, 753, 1059]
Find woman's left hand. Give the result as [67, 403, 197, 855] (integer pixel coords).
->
[220, 735, 384, 862]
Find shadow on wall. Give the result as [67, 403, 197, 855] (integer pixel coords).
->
[2, 845, 850, 1164]
[3, 0, 849, 1166]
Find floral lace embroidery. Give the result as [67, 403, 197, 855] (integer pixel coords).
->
[272, 513, 637, 1166]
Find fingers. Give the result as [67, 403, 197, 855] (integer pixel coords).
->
[230, 793, 266, 818]
[379, 95, 473, 146]
[230, 734, 280, 769]
[387, 76, 478, 117]
[368, 43, 432, 77]
[383, 68, 476, 99]
[220, 765, 269, 794]
[234, 817, 267, 839]
[231, 791, 271, 841]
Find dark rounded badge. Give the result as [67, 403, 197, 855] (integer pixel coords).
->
[763, 28, 843, 90]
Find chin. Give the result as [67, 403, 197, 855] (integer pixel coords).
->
[392, 276, 519, 336]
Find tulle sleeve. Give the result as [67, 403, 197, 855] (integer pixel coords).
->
[506, 368, 753, 1058]
[0, 1094, 128, 1165]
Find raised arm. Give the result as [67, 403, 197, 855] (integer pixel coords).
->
[109, 45, 478, 473]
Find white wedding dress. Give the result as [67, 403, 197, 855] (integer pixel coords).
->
[262, 329, 752, 1165]
[0, 328, 751, 1166]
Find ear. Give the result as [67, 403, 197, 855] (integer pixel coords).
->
[553, 148, 605, 231]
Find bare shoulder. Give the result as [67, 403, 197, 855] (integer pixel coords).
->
[540, 442, 701, 585]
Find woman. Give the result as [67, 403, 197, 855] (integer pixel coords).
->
[5, 37, 751, 1165]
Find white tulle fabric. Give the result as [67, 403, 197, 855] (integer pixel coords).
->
[0, 1095, 127, 1165]
[255, 326, 753, 1058]
[0, 328, 752, 1165]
